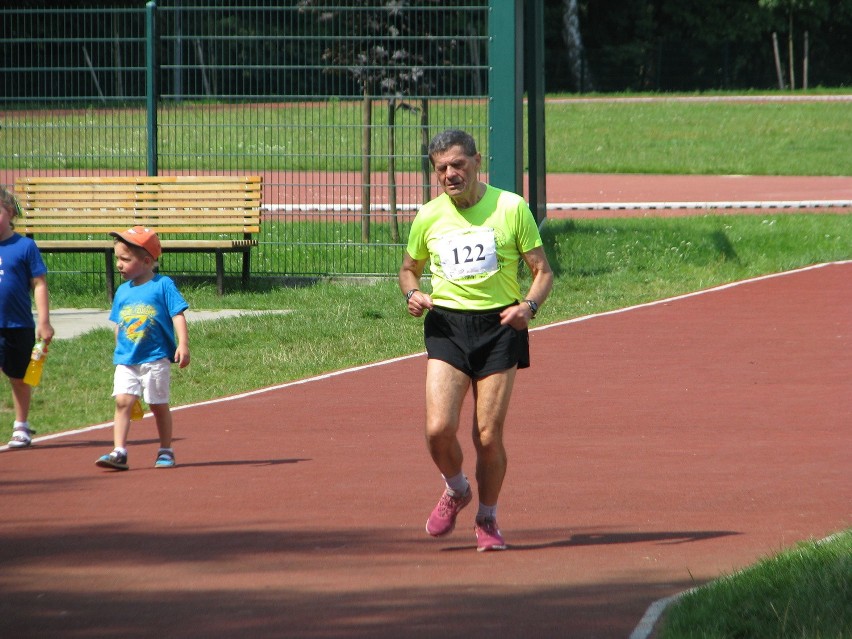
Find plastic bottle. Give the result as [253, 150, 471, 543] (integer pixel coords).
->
[23, 340, 47, 387]
[131, 398, 145, 420]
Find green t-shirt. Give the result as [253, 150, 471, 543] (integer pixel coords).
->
[406, 184, 543, 310]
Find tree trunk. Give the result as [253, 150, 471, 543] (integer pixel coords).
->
[772, 32, 786, 90]
[194, 39, 212, 97]
[787, 11, 796, 90]
[82, 45, 106, 103]
[561, 0, 593, 92]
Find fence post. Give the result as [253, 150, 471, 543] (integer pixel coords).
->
[524, 0, 547, 224]
[487, 0, 523, 195]
[146, 1, 158, 176]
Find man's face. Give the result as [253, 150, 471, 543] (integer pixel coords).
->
[432, 145, 481, 201]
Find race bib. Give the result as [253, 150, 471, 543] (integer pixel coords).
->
[436, 227, 498, 281]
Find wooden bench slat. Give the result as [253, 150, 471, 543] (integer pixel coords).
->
[34, 239, 258, 249]
[20, 188, 262, 198]
[23, 225, 260, 234]
[22, 217, 262, 223]
[19, 208, 261, 224]
[22, 221, 260, 229]
[19, 176, 262, 185]
[22, 204, 261, 213]
[23, 193, 261, 199]
[19, 211, 261, 219]
[21, 219, 260, 227]
[20, 192, 262, 199]
[19, 180, 262, 186]
[21, 186, 262, 193]
[21, 218, 261, 226]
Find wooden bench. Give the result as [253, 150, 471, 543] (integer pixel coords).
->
[15, 175, 263, 298]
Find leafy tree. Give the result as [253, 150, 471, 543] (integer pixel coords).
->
[655, 0, 766, 89]
[578, 0, 658, 90]
[318, 0, 454, 243]
[543, 0, 851, 90]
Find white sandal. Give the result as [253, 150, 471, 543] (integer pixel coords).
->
[8, 426, 34, 449]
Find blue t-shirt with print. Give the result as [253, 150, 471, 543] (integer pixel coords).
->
[110, 274, 189, 366]
[0, 233, 48, 328]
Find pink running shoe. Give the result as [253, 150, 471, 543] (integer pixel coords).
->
[426, 487, 472, 537]
[474, 517, 507, 552]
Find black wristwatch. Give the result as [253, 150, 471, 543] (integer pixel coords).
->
[523, 299, 538, 318]
[406, 288, 419, 302]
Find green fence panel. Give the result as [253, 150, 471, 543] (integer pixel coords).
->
[1, 1, 501, 292]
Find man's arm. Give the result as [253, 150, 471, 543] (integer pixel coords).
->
[521, 246, 554, 309]
[398, 252, 433, 318]
[500, 246, 553, 329]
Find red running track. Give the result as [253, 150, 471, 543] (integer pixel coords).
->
[1, 262, 850, 638]
[541, 173, 852, 217]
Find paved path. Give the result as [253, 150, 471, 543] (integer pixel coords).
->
[45, 309, 290, 340]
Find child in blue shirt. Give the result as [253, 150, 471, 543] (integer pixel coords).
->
[96, 226, 190, 470]
[0, 187, 54, 449]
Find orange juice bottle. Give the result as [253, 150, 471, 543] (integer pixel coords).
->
[131, 398, 145, 420]
[23, 340, 47, 387]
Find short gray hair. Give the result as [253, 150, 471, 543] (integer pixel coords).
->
[428, 129, 478, 163]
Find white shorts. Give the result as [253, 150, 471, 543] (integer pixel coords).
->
[113, 359, 172, 405]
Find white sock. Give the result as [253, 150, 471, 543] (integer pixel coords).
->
[13, 421, 28, 430]
[476, 503, 497, 522]
[114, 447, 128, 456]
[443, 472, 469, 496]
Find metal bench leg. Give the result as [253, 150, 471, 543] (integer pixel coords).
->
[216, 251, 224, 295]
[105, 250, 115, 301]
[242, 250, 250, 288]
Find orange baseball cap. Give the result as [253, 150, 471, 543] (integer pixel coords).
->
[109, 226, 162, 259]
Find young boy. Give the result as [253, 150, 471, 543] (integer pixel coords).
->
[96, 226, 190, 470]
[0, 187, 54, 449]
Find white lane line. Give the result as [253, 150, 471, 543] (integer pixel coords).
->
[546, 200, 852, 211]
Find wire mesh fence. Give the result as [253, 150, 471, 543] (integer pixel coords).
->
[0, 1, 491, 291]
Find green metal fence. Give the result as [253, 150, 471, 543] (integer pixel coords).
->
[0, 1, 497, 291]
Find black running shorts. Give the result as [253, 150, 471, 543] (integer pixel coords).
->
[0, 328, 36, 380]
[424, 305, 529, 380]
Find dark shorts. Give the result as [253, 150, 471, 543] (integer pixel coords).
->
[0, 328, 36, 380]
[424, 305, 529, 380]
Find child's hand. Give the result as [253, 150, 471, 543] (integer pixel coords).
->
[38, 321, 55, 345]
[175, 345, 190, 368]
[171, 313, 190, 368]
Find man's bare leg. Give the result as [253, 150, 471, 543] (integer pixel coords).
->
[471, 367, 516, 507]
